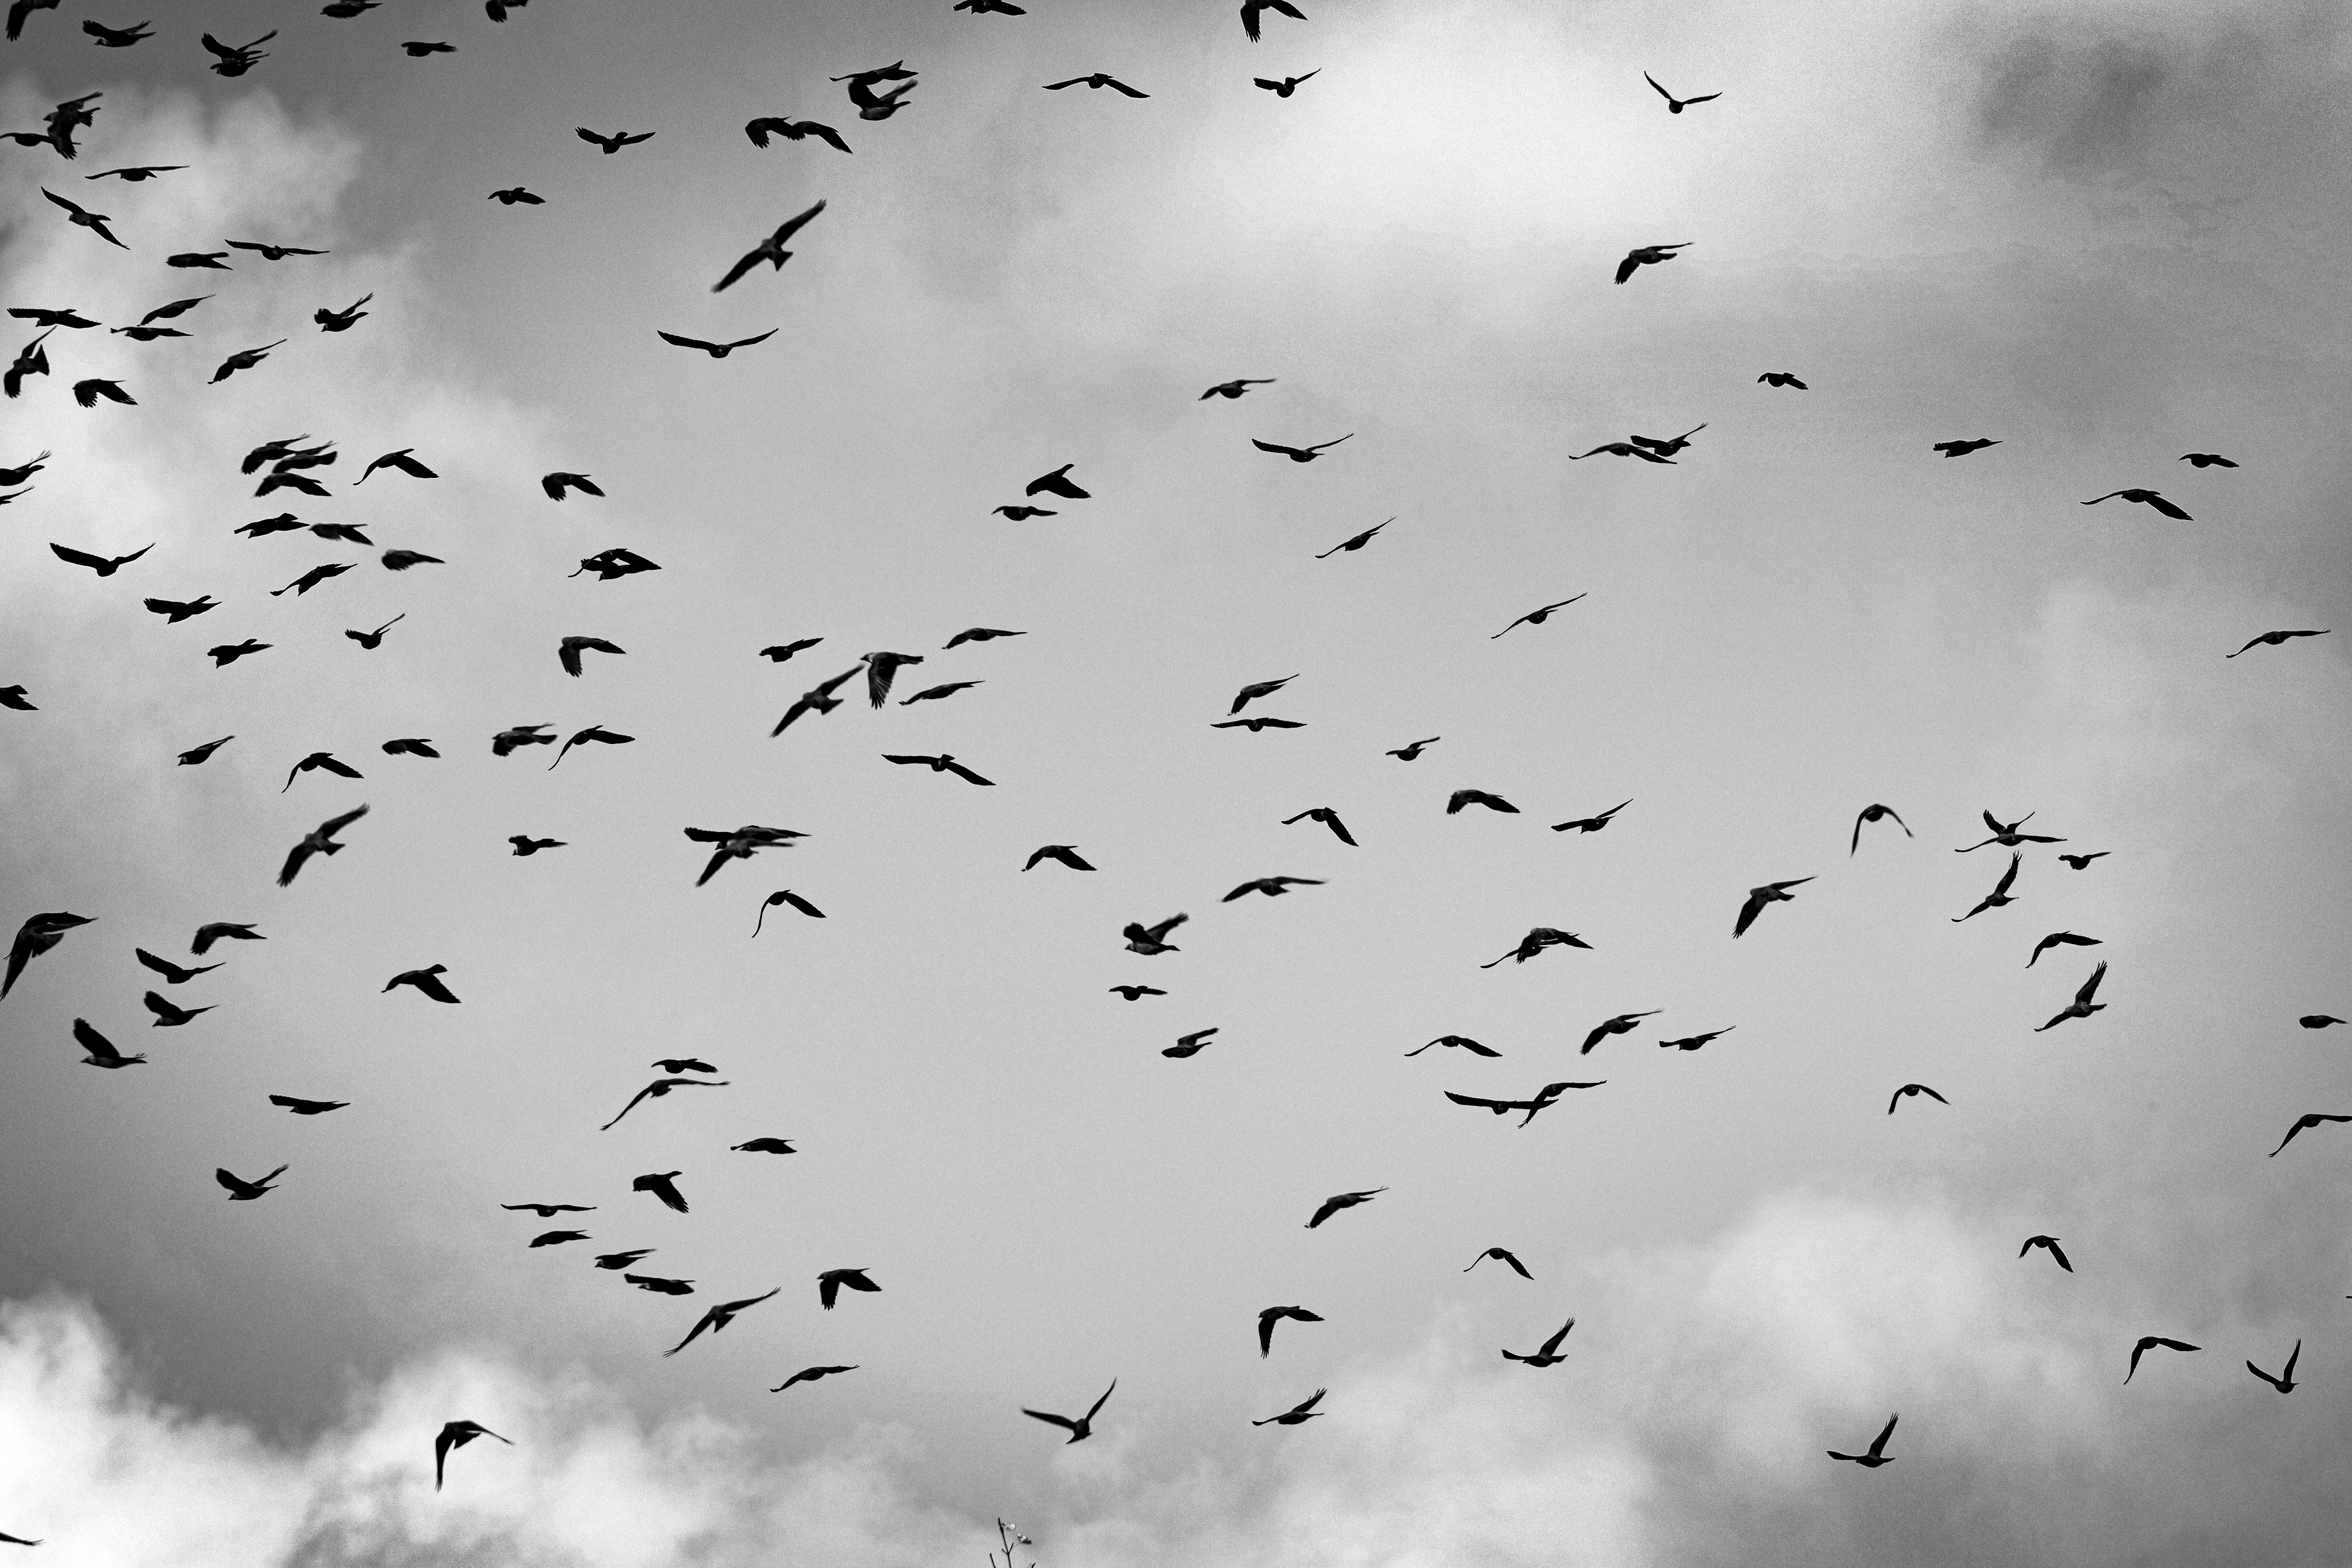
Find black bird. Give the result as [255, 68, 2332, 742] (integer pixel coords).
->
[1316, 518, 1391, 557]
[227, 240, 326, 262]
[1447, 789, 1518, 815]
[190, 922, 262, 955]
[571, 548, 659, 581]
[51, 541, 153, 577]
[1022, 1379, 1114, 1442]
[1446, 1081, 1602, 1127]
[1615, 243, 1690, 283]
[0, 450, 48, 484]
[271, 561, 353, 598]
[8, 307, 96, 328]
[143, 990, 214, 1027]
[403, 41, 455, 55]
[1958, 810, 2065, 851]
[771, 1365, 858, 1391]
[315, 295, 371, 332]
[1306, 1188, 1385, 1228]
[144, 596, 219, 622]
[486, 0, 528, 20]
[136, 948, 218, 984]
[954, 0, 1025, 11]
[1934, 438, 2000, 457]
[0, 685, 31, 709]
[1658, 1027, 1733, 1052]
[382, 738, 439, 757]
[942, 626, 1023, 650]
[773, 666, 863, 734]
[1043, 74, 1149, 97]
[2179, 452, 2237, 468]
[207, 639, 271, 666]
[509, 836, 564, 856]
[1223, 875, 1323, 901]
[557, 635, 626, 677]
[1851, 803, 1910, 853]
[1466, 1247, 1533, 1278]
[41, 188, 125, 247]
[1643, 72, 1719, 112]
[1252, 434, 1351, 462]
[1252, 1388, 1326, 1426]
[256, 470, 329, 497]
[4, 911, 91, 998]
[689, 824, 804, 886]
[657, 329, 777, 358]
[993, 505, 1055, 518]
[1502, 1319, 1576, 1366]
[1231, 674, 1299, 714]
[1388, 736, 1440, 760]
[2027, 931, 2099, 968]
[2057, 852, 2109, 869]
[593, 1250, 652, 1270]
[268, 1095, 347, 1115]
[2227, 629, 2330, 657]
[548, 725, 634, 769]
[838, 67, 918, 121]
[357, 448, 436, 483]
[902, 680, 983, 706]
[1552, 801, 1630, 834]
[167, 252, 232, 269]
[279, 804, 369, 887]
[744, 117, 853, 153]
[2270, 1112, 2352, 1157]
[751, 890, 824, 935]
[577, 127, 654, 153]
[1570, 441, 1675, 463]
[1025, 463, 1091, 499]
[75, 1017, 145, 1068]
[488, 187, 543, 204]
[2034, 961, 2108, 1031]
[713, 200, 828, 293]
[1480, 927, 1590, 967]
[5, 0, 59, 41]
[216, 1162, 288, 1197]
[760, 637, 822, 663]
[283, 751, 362, 792]
[541, 471, 603, 500]
[2125, 1336, 2198, 1384]
[634, 1171, 690, 1213]
[1213, 716, 1304, 731]
[1887, 1083, 1947, 1114]
[2247, 1340, 2301, 1394]
[1124, 912, 1187, 954]
[1406, 1035, 1499, 1057]
[505, 1203, 595, 1218]
[1254, 71, 1319, 96]
[1024, 844, 1095, 871]
[1163, 1027, 1218, 1058]
[601, 1076, 730, 1131]
[529, 1230, 589, 1248]
[1283, 807, 1356, 845]
[1492, 595, 1585, 637]
[2, 329, 50, 399]
[432, 1421, 510, 1490]
[733, 1137, 797, 1153]
[1202, 377, 1275, 399]
[652, 1058, 717, 1075]
[1109, 985, 1165, 1000]
[2081, 488, 2190, 520]
[1240, 0, 1305, 42]
[1578, 1012, 1657, 1054]
[200, 30, 276, 75]
[1827, 1414, 1897, 1466]
[862, 650, 926, 707]
[2300, 1015, 2345, 1029]
[2019, 1234, 2072, 1272]
[625, 1275, 694, 1295]
[112, 324, 183, 341]
[1757, 372, 1807, 389]
[1952, 852, 2023, 922]
[884, 753, 994, 785]
[1629, 424, 1707, 456]
[1733, 878, 1812, 937]
[818, 1267, 880, 1309]
[384, 964, 459, 1003]
[345, 616, 406, 650]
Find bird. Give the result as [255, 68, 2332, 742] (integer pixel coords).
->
[215, 1163, 287, 1199]
[315, 295, 371, 332]
[4, 0, 58, 41]
[751, 890, 825, 935]
[432, 1421, 511, 1490]
[529, 1231, 589, 1249]
[1757, 372, 1808, 389]
[1252, 434, 1352, 462]
[1109, 985, 1165, 1001]
[592, 1251, 653, 1272]
[884, 753, 994, 785]
[143, 990, 215, 1028]
[657, 329, 777, 358]
[2179, 452, 2237, 468]
[2, 329, 51, 399]
[491, 725, 555, 756]
[402, 41, 455, 56]
[200, 30, 276, 75]
[2019, 1235, 2072, 1272]
[1124, 912, 1188, 955]
[624, 1275, 695, 1295]
[1502, 1319, 1577, 1366]
[1226, 675, 1300, 716]
[689, 824, 805, 885]
[1465, 1247, 1533, 1278]
[1827, 1414, 1898, 1466]
[111, 324, 184, 342]
[1643, 72, 1719, 112]
[271, 561, 354, 598]
[227, 240, 327, 262]
[207, 640, 271, 666]
[1254, 71, 1320, 96]
[2027, 931, 2100, 968]
[136, 949, 219, 984]
[1934, 438, 2001, 457]
[1251, 1388, 1327, 1426]
[488, 187, 543, 204]
[2125, 1336, 2199, 1384]
[651, 1058, 718, 1075]
[1315, 518, 1391, 557]
[1657, 1028, 1733, 1051]
[0, 1532, 37, 1547]
[74, 1018, 144, 1069]
[2057, 852, 2109, 869]
[713, 200, 828, 292]
[542, 472, 602, 500]
[384, 964, 459, 1003]
[633, 1171, 690, 1213]
[279, 805, 370, 887]
[506, 1203, 596, 1218]
[1733, 878, 1812, 937]
[0, 450, 48, 484]
[345, 616, 406, 650]
[1406, 1035, 1500, 1057]
[1552, 801, 1630, 834]
[4, 912, 90, 998]
[268, 1095, 347, 1115]
[1629, 424, 1707, 455]
[1887, 1083, 1948, 1115]
[1491, 595, 1586, 637]
[863, 651, 926, 707]
[83, 16, 149, 43]
[2227, 629, 2330, 657]
[943, 627, 1024, 650]
[2269, 1112, 2352, 1157]
[1024, 463, 1091, 498]
[993, 505, 1055, 518]
[1240, 0, 1305, 42]
[1043, 74, 1149, 97]
[954, 0, 1026, 12]
[601, 1077, 730, 1132]
[818, 1268, 880, 1309]
[1388, 737, 1440, 760]
[759, 638, 822, 663]
[577, 127, 654, 153]
[1024, 844, 1095, 871]
[1480, 928, 1591, 967]
[1569, 442, 1675, 463]
[2081, 488, 2190, 520]
[0, 686, 31, 710]
[51, 541, 154, 577]
[557, 635, 626, 677]
[1952, 852, 2023, 922]
[548, 725, 634, 769]
[1615, 243, 1691, 283]
[744, 117, 852, 153]
[1306, 1188, 1385, 1228]
[571, 548, 660, 581]
[833, 62, 919, 119]
[485, 0, 528, 21]
[1957, 810, 2065, 851]
[1447, 789, 1518, 815]
[41, 188, 125, 248]
[733, 1137, 797, 1154]
[1201, 377, 1275, 399]
[2034, 961, 2109, 1031]
[1578, 1012, 1658, 1055]
[356, 449, 436, 482]
[283, 751, 363, 792]
[144, 596, 219, 622]
[2247, 1340, 2301, 1394]
[1022, 1380, 1114, 1442]
[1445, 1082, 1603, 1127]
[1223, 876, 1324, 901]
[2300, 1015, 2345, 1029]
[1213, 716, 1304, 731]
[190, 923, 262, 955]
[166, 251, 233, 269]
[771, 1365, 858, 1391]
[1850, 803, 1911, 853]
[1282, 807, 1356, 845]
[1163, 1028, 1218, 1058]
[7, 307, 97, 328]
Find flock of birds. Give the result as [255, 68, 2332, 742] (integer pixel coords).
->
[0, 0, 2338, 1545]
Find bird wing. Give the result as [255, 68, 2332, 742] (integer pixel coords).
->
[2146, 494, 2191, 519]
[1992, 853, 2020, 896]
[1732, 889, 1767, 937]
[1250, 439, 1299, 457]
[657, 330, 720, 351]
[1614, 254, 1641, 284]
[1020, 1408, 1079, 1432]
[1108, 78, 1149, 96]
[1643, 71, 1672, 100]
[2076, 962, 2107, 1004]
[944, 760, 995, 785]
[711, 248, 766, 294]
[1867, 1415, 1897, 1456]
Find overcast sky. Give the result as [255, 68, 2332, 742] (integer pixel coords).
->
[0, 0, 2349, 1563]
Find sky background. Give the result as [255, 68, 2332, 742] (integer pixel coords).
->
[0, 0, 2349, 1562]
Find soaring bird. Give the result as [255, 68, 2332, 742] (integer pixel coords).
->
[1043, 74, 1149, 97]
[1022, 1379, 1114, 1442]
[2019, 1235, 2072, 1272]
[1239, 0, 1304, 42]
[633, 1171, 690, 1213]
[145, 595, 219, 622]
[4, 912, 92, 999]
[1109, 985, 1165, 1001]
[506, 1203, 595, 1218]
[1252, 1388, 1327, 1425]
[1228, 674, 1298, 714]
[833, 62, 919, 119]
[1733, 878, 1812, 937]
[749, 889, 825, 935]
[1388, 736, 1440, 760]
[346, 616, 406, 651]
[7, 307, 97, 328]
[136, 948, 218, 984]
[1491, 595, 1585, 638]
[2269, 1112, 2352, 1158]
[759, 637, 823, 663]
[1952, 852, 2023, 922]
[860, 651, 926, 707]
[1630, 424, 1707, 456]
[4, 0, 59, 41]
[1202, 377, 1274, 399]
[2081, 488, 2190, 520]
[1446, 1081, 1602, 1127]
[402, 41, 455, 55]
[529, 1230, 589, 1249]
[143, 990, 215, 1027]
[993, 505, 1055, 518]
[1466, 1247, 1533, 1278]
[1316, 518, 1390, 557]
[2124, 1336, 2198, 1384]
[2227, 629, 2330, 658]
[2, 330, 51, 399]
[2034, 961, 2108, 1031]
[1306, 1188, 1385, 1228]
[1615, 243, 1690, 283]
[2179, 452, 2237, 468]
[2301, 1015, 2346, 1029]
[771, 1365, 858, 1391]
[601, 1076, 728, 1131]
[1025, 463, 1090, 498]
[2057, 852, 2109, 869]
[1827, 1414, 1897, 1466]
[713, 200, 828, 292]
[41, 188, 126, 248]
[557, 635, 626, 677]
[0, 450, 48, 484]
[1282, 807, 1356, 845]
[1570, 441, 1674, 463]
[356, 448, 436, 482]
[227, 240, 327, 261]
[657, 328, 776, 358]
[1957, 810, 2065, 851]
[1255, 71, 1320, 96]
[190, 923, 262, 955]
[542, 471, 602, 500]
[1447, 789, 1518, 815]
[1850, 803, 1910, 853]
[1480, 927, 1590, 967]
[51, 541, 153, 577]
[433, 1421, 511, 1490]
[491, 725, 555, 757]
[315, 295, 371, 332]
[577, 127, 654, 153]
[166, 251, 232, 269]
[488, 187, 543, 204]
[624, 1275, 694, 1295]
[593, 1250, 652, 1272]
[733, 1137, 798, 1154]
[1887, 1083, 1948, 1115]
[1223, 875, 1324, 901]
[279, 804, 370, 887]
[215, 1163, 286, 1199]
[884, 753, 994, 785]
[1163, 1028, 1218, 1058]
[942, 626, 1023, 650]
[270, 561, 354, 598]
[268, 1095, 347, 1115]
[1124, 912, 1187, 955]
[1657, 1028, 1733, 1051]
[1405, 1035, 1500, 1057]
[745, 117, 853, 153]
[548, 725, 634, 769]
[1757, 372, 1807, 389]
[282, 751, 362, 792]
[200, 30, 276, 75]
[1502, 1319, 1576, 1366]
[1213, 716, 1304, 732]
[1552, 801, 1630, 834]
[688, 824, 805, 886]
[84, 19, 151, 44]
[74, 1017, 144, 1069]
[1934, 438, 2000, 457]
[1252, 434, 1351, 462]
[0, 685, 31, 709]
[1024, 844, 1095, 871]
[818, 1268, 880, 1308]
[384, 964, 459, 1003]
[1578, 1011, 1658, 1054]
[2247, 1340, 2301, 1394]
[207, 640, 271, 666]
[2026, 931, 2100, 969]
[1643, 72, 1719, 112]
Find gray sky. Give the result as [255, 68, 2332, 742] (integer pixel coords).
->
[0, 0, 2349, 1562]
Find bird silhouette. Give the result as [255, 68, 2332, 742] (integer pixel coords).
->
[2300, 1015, 2345, 1029]
[279, 804, 369, 887]
[557, 636, 626, 677]
[403, 41, 455, 56]
[1615, 243, 1690, 283]
[135, 948, 218, 984]
[1282, 807, 1356, 845]
[1223, 876, 1324, 901]
[835, 63, 918, 120]
[733, 1137, 798, 1154]
[1446, 1081, 1603, 1126]
[1388, 737, 1440, 760]
[1958, 810, 2065, 851]
[759, 637, 822, 662]
[884, 753, 994, 785]
[216, 1162, 286, 1199]
[1643, 72, 1719, 112]
[1024, 463, 1091, 498]
[0, 685, 30, 709]
[84, 17, 149, 44]
[1447, 789, 1518, 815]
[1044, 74, 1149, 97]
[993, 505, 1056, 518]
[657, 329, 777, 358]
[1109, 985, 1166, 1000]
[144, 596, 218, 622]
[745, 117, 853, 153]
[384, 964, 459, 1004]
[282, 751, 362, 792]
[269, 1095, 348, 1115]
[1481, 927, 1590, 967]
[577, 127, 654, 154]
[601, 1077, 729, 1131]
[1255, 71, 1320, 96]
[529, 1230, 590, 1249]
[433, 1421, 511, 1490]
[2179, 452, 2237, 468]
[548, 725, 633, 769]
[1465, 1247, 1533, 1278]
[2124, 1336, 2198, 1383]
[1491, 595, 1585, 637]
[1733, 878, 1812, 937]
[1406, 1035, 1500, 1057]
[751, 890, 824, 935]
[816, 1267, 882, 1309]
[488, 187, 543, 204]
[4, 911, 91, 998]
[200, 31, 276, 75]
[1252, 1388, 1326, 1425]
[713, 200, 827, 292]
[315, 295, 372, 332]
[75, 1018, 144, 1069]
[143, 990, 215, 1027]
[356, 449, 436, 483]
[2057, 852, 2109, 869]
[41, 188, 126, 248]
[1952, 852, 2023, 922]
[1578, 1012, 1658, 1054]
[1657, 1028, 1733, 1051]
[1213, 716, 1304, 731]
[1022, 1379, 1114, 1441]
[345, 616, 406, 650]
[1887, 1083, 1948, 1114]
[2027, 931, 2100, 968]
[1252, 434, 1352, 462]
[1239, 0, 1305, 40]
[2019, 1235, 2072, 1272]
[771, 1365, 858, 1391]
[2081, 488, 2190, 520]
[634, 1171, 690, 1213]
[1202, 377, 1275, 399]
[2034, 961, 2108, 1031]
[1024, 844, 1096, 871]
[1306, 1188, 1385, 1227]
[1629, 424, 1707, 455]
[3, 330, 52, 399]
[1552, 801, 1630, 834]
[2247, 1340, 2300, 1393]
[1502, 1318, 1576, 1366]
[1570, 442, 1675, 463]
[773, 666, 862, 735]
[207, 640, 270, 666]
[1934, 438, 2000, 456]
[2227, 629, 2330, 657]
[1850, 803, 1911, 852]
[1163, 1028, 1218, 1058]
[861, 651, 926, 707]
[51, 541, 154, 577]
[2270, 1112, 2352, 1157]
[190, 923, 262, 955]
[1315, 518, 1391, 557]
[506, 1202, 595, 1218]
[1827, 1414, 1897, 1465]
[1757, 372, 1808, 389]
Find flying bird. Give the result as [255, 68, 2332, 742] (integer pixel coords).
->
[601, 1076, 730, 1132]
[1757, 372, 1807, 389]
[2179, 452, 2237, 468]
[41, 188, 126, 248]
[1465, 1247, 1532, 1278]
[759, 637, 822, 663]
[1851, 803, 1910, 853]
[270, 561, 354, 598]
[1306, 1188, 1385, 1228]
[2227, 629, 2329, 657]
[346, 616, 406, 650]
[488, 187, 543, 204]
[1024, 844, 1095, 871]
[2057, 852, 2109, 869]
[1446, 1081, 1602, 1127]
[1957, 810, 2064, 851]
[1123, 913, 1190, 957]
[0, 685, 30, 709]
[1827, 1414, 1898, 1466]
[83, 18, 150, 44]
[1043, 74, 1148, 97]
[207, 640, 271, 666]
[2300, 1015, 2345, 1029]
[1643, 72, 1719, 112]
[733, 1137, 798, 1154]
[770, 1365, 858, 1392]
[1578, 1012, 1658, 1055]
[505, 1203, 595, 1218]
[1025, 463, 1091, 498]
[51, 541, 153, 577]
[1163, 1027, 1218, 1058]
[279, 804, 370, 887]
[1252, 434, 1352, 462]
[215, 1163, 287, 1199]
[744, 117, 852, 153]
[433, 1421, 511, 1490]
[1405, 1035, 1500, 1057]
[577, 127, 654, 153]
[884, 753, 994, 785]
[2269, 1112, 2352, 1158]
[1491, 595, 1585, 638]
[4, 911, 91, 998]
[145, 596, 219, 622]
[2019, 1235, 2072, 1272]
[1552, 801, 1630, 834]
[1282, 807, 1356, 845]
[557, 635, 626, 677]
[136, 948, 218, 984]
[1657, 1028, 1733, 1052]
[356, 449, 436, 482]
[1109, 985, 1165, 1001]
[542, 472, 602, 499]
[1387, 737, 1440, 760]
[751, 889, 825, 935]
[384, 963, 459, 1003]
[1569, 441, 1675, 463]
[548, 725, 634, 769]
[1239, 0, 1304, 42]
[166, 251, 232, 269]
[1480, 928, 1590, 967]
[1934, 438, 2001, 457]
[74, 1017, 144, 1069]
[657, 328, 777, 358]
[1733, 878, 1812, 937]
[1615, 243, 1690, 284]
[1952, 852, 2023, 922]
[283, 751, 362, 792]
[713, 200, 828, 293]
[1223, 875, 1324, 901]
[227, 240, 326, 262]
[1251, 1388, 1326, 1425]
[1022, 1379, 1115, 1442]
[2081, 488, 2190, 520]
[143, 990, 214, 1028]
[200, 30, 276, 75]
[190, 922, 262, 955]
[818, 1268, 880, 1308]
[1447, 789, 1518, 815]
[993, 505, 1055, 518]
[2247, 1340, 2301, 1394]
[267, 1095, 348, 1117]
[2034, 961, 2108, 1031]
[1228, 674, 1298, 714]
[5, 0, 59, 41]
[529, 1231, 589, 1249]
[1315, 518, 1390, 557]
[1502, 1319, 1576, 1366]
[862, 650, 926, 707]
[2124, 1336, 2198, 1384]
[315, 295, 371, 332]
[403, 41, 455, 56]
[1886, 1083, 1947, 1114]
[1202, 377, 1274, 399]
[1255, 71, 1319, 96]
[491, 725, 555, 756]
[634, 1171, 690, 1213]
[1213, 716, 1304, 731]
[2026, 931, 2100, 968]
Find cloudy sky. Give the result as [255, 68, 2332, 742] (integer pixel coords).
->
[0, 0, 2349, 1562]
